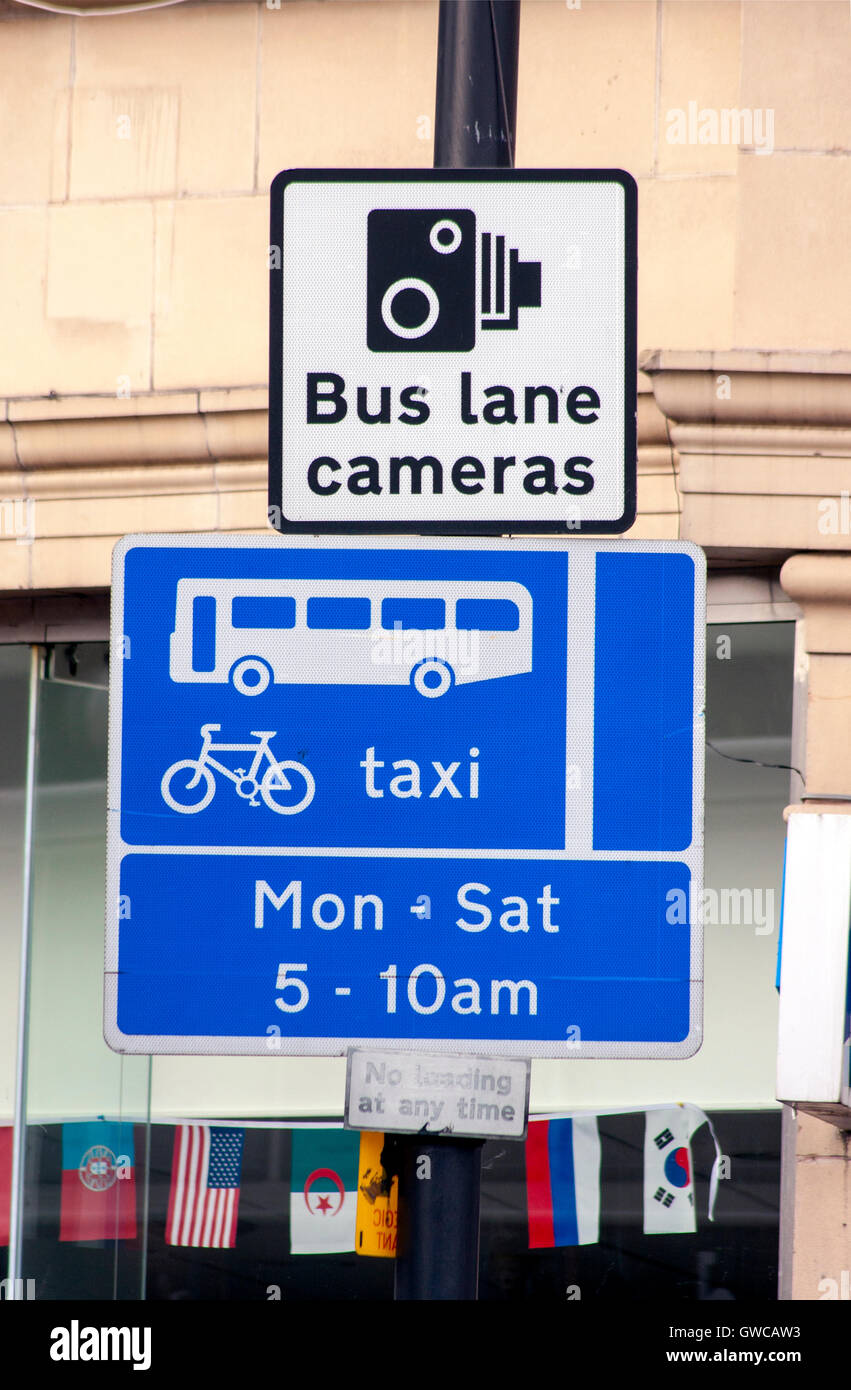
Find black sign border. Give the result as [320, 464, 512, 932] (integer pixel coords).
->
[268, 168, 637, 536]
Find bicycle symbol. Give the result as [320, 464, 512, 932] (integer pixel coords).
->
[161, 724, 315, 816]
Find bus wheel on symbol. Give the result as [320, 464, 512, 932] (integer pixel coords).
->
[230, 657, 272, 696]
[411, 659, 454, 698]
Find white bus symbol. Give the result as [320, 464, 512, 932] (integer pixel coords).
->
[169, 578, 532, 697]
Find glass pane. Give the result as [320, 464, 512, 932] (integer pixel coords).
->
[5, 622, 794, 1301]
[478, 1111, 781, 1299]
[20, 650, 150, 1300]
[0, 646, 31, 1281]
[530, 618, 796, 1113]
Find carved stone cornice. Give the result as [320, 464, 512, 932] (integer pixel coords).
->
[0, 378, 680, 593]
[0, 388, 267, 496]
[640, 350, 851, 559]
[780, 553, 851, 653]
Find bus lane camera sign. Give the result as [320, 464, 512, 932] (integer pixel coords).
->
[105, 534, 704, 1059]
[268, 169, 637, 535]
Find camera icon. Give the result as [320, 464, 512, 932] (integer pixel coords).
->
[366, 209, 541, 353]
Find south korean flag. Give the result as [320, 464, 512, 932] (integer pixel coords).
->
[643, 1105, 705, 1234]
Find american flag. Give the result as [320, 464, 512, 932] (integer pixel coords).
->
[166, 1125, 245, 1248]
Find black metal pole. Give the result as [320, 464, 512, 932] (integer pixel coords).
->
[390, 1135, 484, 1300]
[434, 0, 521, 169]
[390, 0, 522, 1304]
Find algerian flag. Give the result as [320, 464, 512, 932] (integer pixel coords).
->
[289, 1130, 360, 1254]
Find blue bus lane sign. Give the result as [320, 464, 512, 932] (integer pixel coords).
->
[105, 534, 705, 1059]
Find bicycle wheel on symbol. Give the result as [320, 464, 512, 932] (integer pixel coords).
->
[160, 725, 316, 816]
[259, 760, 315, 815]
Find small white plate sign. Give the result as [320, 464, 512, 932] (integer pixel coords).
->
[345, 1048, 531, 1139]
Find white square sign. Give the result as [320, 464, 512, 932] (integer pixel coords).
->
[269, 169, 637, 534]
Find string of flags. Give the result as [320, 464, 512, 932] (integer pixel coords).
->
[0, 1104, 721, 1254]
[526, 1104, 722, 1248]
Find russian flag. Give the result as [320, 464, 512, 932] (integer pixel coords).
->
[526, 1117, 601, 1247]
[59, 1122, 137, 1243]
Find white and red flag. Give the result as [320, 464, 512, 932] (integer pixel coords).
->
[643, 1105, 714, 1234]
[166, 1124, 244, 1248]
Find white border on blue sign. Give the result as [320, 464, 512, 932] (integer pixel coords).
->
[105, 534, 705, 1060]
